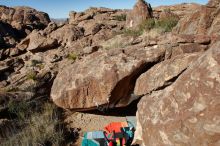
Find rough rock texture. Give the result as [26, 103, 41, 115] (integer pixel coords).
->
[158, 9, 179, 20]
[0, 5, 50, 36]
[135, 42, 220, 146]
[49, 24, 84, 47]
[154, 3, 201, 19]
[134, 53, 200, 96]
[126, 0, 153, 28]
[51, 45, 165, 110]
[174, 3, 220, 35]
[207, 0, 220, 8]
[26, 31, 58, 52]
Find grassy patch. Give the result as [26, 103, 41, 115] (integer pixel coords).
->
[114, 14, 126, 21]
[8, 100, 32, 121]
[26, 71, 37, 81]
[67, 53, 77, 61]
[2, 102, 65, 146]
[156, 17, 178, 32]
[121, 17, 178, 37]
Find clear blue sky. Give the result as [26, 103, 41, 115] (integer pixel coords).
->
[0, 0, 208, 18]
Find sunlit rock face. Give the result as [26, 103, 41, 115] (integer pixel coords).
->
[135, 42, 220, 146]
[126, 0, 153, 28]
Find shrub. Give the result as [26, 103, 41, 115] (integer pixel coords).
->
[67, 53, 77, 61]
[156, 17, 178, 32]
[139, 18, 156, 31]
[31, 60, 42, 67]
[114, 14, 126, 21]
[122, 17, 178, 37]
[122, 29, 143, 37]
[2, 102, 64, 146]
[26, 71, 37, 81]
[121, 19, 155, 37]
[8, 100, 31, 121]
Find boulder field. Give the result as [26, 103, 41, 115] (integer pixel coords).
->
[0, 0, 220, 145]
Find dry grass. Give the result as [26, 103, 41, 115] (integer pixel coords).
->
[67, 52, 78, 61]
[101, 35, 133, 50]
[1, 102, 64, 146]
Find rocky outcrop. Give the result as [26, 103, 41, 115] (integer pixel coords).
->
[173, 3, 220, 35]
[26, 31, 58, 53]
[207, 0, 220, 8]
[49, 24, 84, 47]
[134, 53, 200, 96]
[0, 21, 19, 49]
[153, 3, 201, 19]
[69, 7, 117, 25]
[134, 42, 220, 146]
[0, 5, 50, 37]
[126, 0, 153, 28]
[51, 45, 165, 110]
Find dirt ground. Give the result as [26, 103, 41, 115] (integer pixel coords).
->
[65, 112, 127, 145]
[64, 100, 139, 145]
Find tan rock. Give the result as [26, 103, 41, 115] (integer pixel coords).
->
[174, 5, 220, 35]
[49, 24, 84, 47]
[134, 53, 200, 96]
[136, 41, 220, 146]
[0, 5, 50, 36]
[51, 45, 165, 110]
[26, 31, 58, 53]
[153, 3, 201, 19]
[126, 0, 153, 28]
[207, 0, 220, 8]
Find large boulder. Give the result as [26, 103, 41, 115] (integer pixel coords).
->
[154, 3, 201, 19]
[51, 45, 165, 110]
[134, 53, 200, 96]
[207, 0, 220, 8]
[173, 4, 220, 35]
[0, 5, 50, 37]
[134, 42, 220, 145]
[126, 0, 153, 28]
[49, 24, 84, 47]
[26, 31, 58, 53]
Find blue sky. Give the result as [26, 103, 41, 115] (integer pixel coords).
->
[0, 0, 208, 18]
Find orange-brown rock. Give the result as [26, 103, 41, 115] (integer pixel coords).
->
[126, 0, 153, 28]
[0, 6, 50, 36]
[207, 0, 220, 7]
[134, 53, 200, 96]
[153, 3, 201, 19]
[51, 45, 165, 110]
[174, 4, 220, 35]
[134, 42, 220, 146]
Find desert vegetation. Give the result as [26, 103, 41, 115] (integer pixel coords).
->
[1, 101, 66, 146]
[113, 14, 127, 21]
[122, 16, 178, 37]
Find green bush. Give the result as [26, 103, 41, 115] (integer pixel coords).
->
[122, 17, 178, 37]
[114, 14, 126, 21]
[139, 18, 156, 31]
[156, 17, 178, 32]
[67, 53, 77, 61]
[26, 71, 37, 81]
[121, 19, 155, 37]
